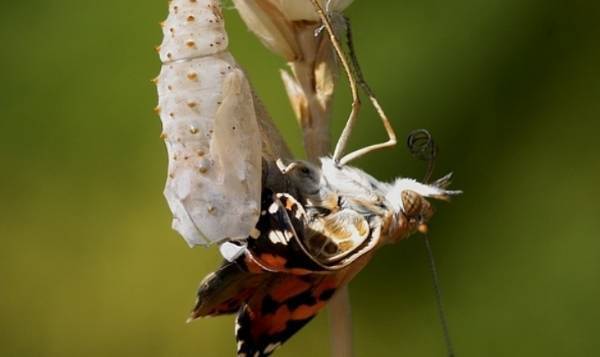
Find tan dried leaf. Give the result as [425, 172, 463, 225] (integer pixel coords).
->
[280, 69, 309, 124]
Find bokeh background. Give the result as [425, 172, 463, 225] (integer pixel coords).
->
[1, 0, 599, 356]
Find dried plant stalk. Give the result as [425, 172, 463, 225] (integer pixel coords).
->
[282, 23, 336, 161]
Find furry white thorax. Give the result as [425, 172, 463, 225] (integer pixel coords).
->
[275, 157, 460, 222]
[384, 178, 454, 212]
[319, 158, 457, 214]
[320, 158, 389, 198]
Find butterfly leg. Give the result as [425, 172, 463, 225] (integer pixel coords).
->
[338, 16, 398, 166]
[310, 0, 361, 164]
[310, 0, 361, 165]
[310, 0, 397, 166]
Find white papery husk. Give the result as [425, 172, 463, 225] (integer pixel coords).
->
[157, 0, 290, 247]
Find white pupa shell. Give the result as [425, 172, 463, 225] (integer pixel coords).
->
[157, 0, 261, 246]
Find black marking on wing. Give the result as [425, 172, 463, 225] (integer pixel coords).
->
[234, 273, 342, 356]
[319, 288, 336, 301]
[260, 294, 279, 315]
[285, 290, 317, 311]
[236, 308, 313, 357]
[190, 259, 265, 319]
[247, 190, 330, 272]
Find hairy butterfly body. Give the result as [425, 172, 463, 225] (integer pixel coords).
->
[189, 160, 459, 355]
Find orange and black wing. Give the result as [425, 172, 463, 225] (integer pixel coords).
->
[189, 189, 317, 321]
[246, 191, 331, 273]
[235, 273, 340, 356]
[190, 189, 374, 355]
[189, 259, 268, 319]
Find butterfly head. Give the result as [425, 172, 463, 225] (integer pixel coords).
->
[385, 174, 461, 240]
[276, 158, 324, 200]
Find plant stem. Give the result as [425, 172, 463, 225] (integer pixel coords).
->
[329, 286, 353, 357]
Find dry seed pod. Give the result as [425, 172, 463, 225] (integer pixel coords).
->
[156, 0, 262, 246]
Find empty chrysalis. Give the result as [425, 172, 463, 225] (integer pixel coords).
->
[155, 0, 262, 246]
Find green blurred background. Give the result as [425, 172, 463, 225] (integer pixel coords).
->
[1, 0, 599, 356]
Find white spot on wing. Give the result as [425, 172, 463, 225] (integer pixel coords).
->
[264, 343, 281, 354]
[235, 318, 242, 334]
[268, 202, 279, 214]
[268, 230, 288, 245]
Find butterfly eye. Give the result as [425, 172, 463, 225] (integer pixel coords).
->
[300, 167, 311, 175]
[401, 190, 422, 217]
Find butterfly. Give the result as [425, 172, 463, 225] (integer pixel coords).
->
[187, 159, 458, 356]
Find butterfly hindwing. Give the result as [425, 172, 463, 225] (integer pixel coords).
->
[190, 189, 378, 355]
[305, 208, 370, 263]
[235, 273, 340, 356]
[189, 259, 267, 319]
[190, 190, 315, 320]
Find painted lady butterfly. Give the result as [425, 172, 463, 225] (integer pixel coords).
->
[188, 160, 458, 355]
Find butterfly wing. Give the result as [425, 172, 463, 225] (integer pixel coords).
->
[246, 191, 333, 273]
[248, 190, 385, 272]
[188, 259, 340, 356]
[305, 208, 370, 263]
[189, 189, 318, 321]
[234, 251, 378, 357]
[189, 188, 380, 355]
[235, 273, 340, 356]
[236, 193, 379, 356]
[189, 259, 268, 319]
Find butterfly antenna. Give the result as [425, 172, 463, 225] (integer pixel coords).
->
[407, 129, 456, 357]
[406, 129, 437, 182]
[423, 233, 456, 357]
